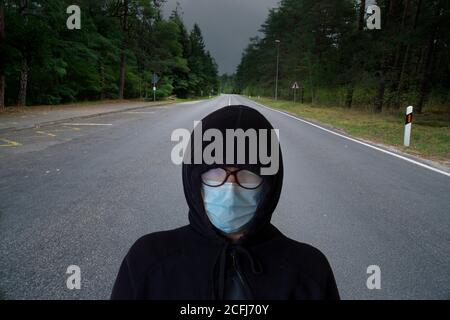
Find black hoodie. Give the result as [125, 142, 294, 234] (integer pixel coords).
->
[111, 105, 340, 300]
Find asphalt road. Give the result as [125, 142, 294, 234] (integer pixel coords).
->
[1, 95, 449, 299]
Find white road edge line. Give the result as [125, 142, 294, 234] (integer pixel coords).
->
[62, 123, 113, 126]
[248, 98, 450, 178]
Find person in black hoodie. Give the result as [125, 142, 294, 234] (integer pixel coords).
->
[111, 105, 340, 300]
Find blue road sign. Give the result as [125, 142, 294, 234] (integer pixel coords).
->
[152, 73, 158, 85]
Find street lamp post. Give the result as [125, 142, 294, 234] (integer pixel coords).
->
[275, 39, 281, 101]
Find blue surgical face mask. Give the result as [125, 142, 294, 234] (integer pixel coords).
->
[201, 182, 263, 234]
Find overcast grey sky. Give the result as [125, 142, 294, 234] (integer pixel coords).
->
[162, 0, 280, 75]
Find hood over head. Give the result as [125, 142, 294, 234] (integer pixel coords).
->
[182, 105, 283, 245]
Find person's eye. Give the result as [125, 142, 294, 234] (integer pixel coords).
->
[201, 168, 227, 186]
[236, 170, 263, 189]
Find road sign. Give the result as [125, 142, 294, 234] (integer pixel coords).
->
[151, 73, 158, 101]
[152, 73, 158, 85]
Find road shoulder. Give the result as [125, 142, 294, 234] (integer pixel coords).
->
[245, 96, 450, 175]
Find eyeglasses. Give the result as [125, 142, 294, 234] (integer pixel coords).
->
[201, 167, 263, 189]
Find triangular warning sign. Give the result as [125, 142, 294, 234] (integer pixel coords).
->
[292, 82, 299, 89]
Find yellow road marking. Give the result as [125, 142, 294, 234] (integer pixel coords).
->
[36, 130, 56, 137]
[0, 138, 22, 147]
[61, 125, 81, 131]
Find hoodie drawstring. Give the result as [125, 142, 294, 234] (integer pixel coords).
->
[211, 242, 263, 300]
[234, 245, 263, 275]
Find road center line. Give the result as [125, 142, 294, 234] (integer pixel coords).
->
[249, 98, 450, 178]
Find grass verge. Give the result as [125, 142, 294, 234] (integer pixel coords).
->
[251, 97, 450, 165]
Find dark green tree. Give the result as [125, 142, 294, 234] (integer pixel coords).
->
[236, 0, 450, 113]
[1, 0, 218, 106]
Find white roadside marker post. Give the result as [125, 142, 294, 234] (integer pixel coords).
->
[404, 106, 413, 147]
